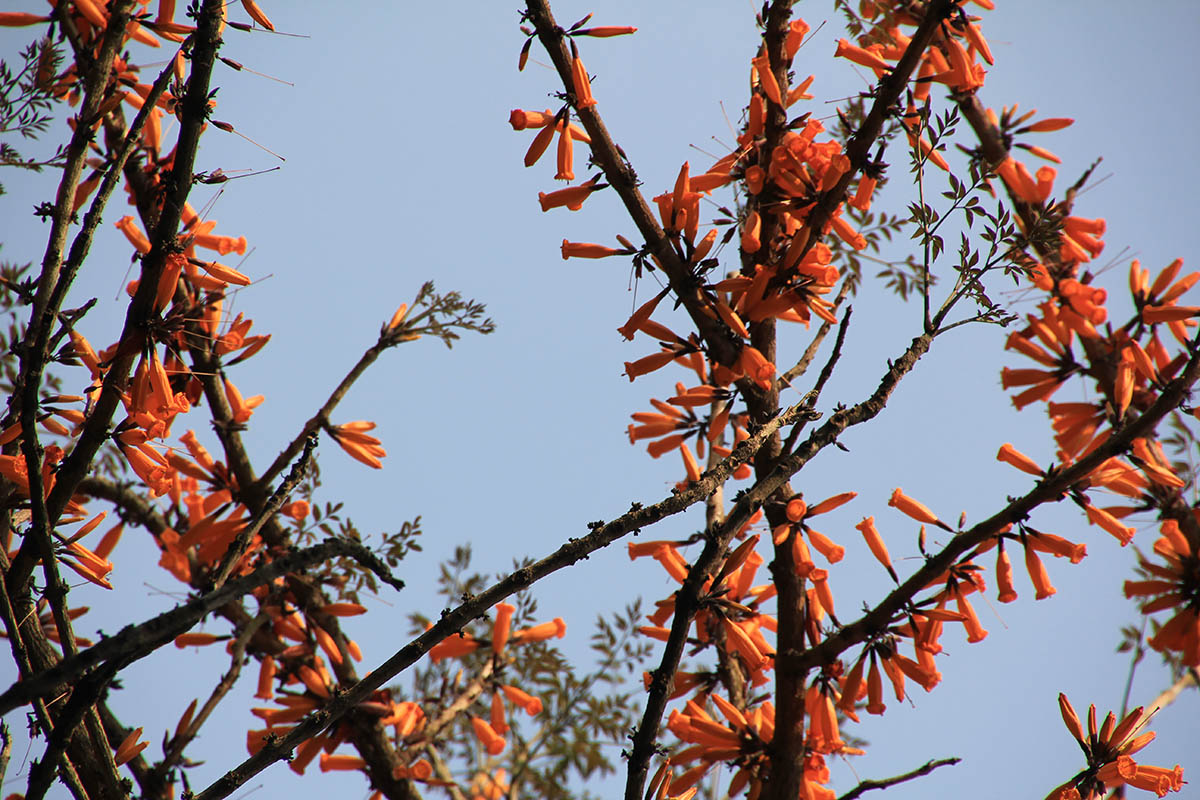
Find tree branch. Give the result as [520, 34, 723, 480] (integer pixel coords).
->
[782, 334, 1200, 676]
[836, 756, 960, 800]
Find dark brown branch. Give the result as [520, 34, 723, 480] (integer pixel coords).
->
[625, 317, 934, 800]
[623, 478, 763, 800]
[24, 658, 121, 800]
[26, 0, 138, 338]
[0, 539, 401, 715]
[522, 0, 742, 370]
[781, 334, 1200, 677]
[0, 550, 92, 800]
[836, 757, 961, 800]
[781, 305, 852, 457]
[7, 8, 166, 799]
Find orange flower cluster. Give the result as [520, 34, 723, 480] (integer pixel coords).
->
[421, 602, 558, 759]
[1046, 695, 1183, 799]
[1125, 520, 1200, 666]
[997, 127, 1197, 670]
[329, 421, 387, 469]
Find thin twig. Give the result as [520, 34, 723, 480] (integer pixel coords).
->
[779, 277, 854, 387]
[836, 756, 961, 800]
[209, 432, 317, 590]
[152, 611, 270, 784]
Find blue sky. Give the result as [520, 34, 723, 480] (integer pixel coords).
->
[1, 2, 1198, 798]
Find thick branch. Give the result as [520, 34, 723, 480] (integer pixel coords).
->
[522, 0, 742, 369]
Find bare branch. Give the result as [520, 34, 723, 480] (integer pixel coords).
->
[836, 757, 961, 800]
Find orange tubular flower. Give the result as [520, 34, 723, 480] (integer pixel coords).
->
[492, 602, 516, 654]
[573, 25, 637, 37]
[0, 13, 51, 25]
[995, 545, 1018, 603]
[113, 727, 149, 767]
[737, 344, 775, 390]
[953, 590, 988, 644]
[624, 348, 682, 382]
[330, 422, 386, 469]
[223, 377, 262, 423]
[255, 656, 277, 699]
[571, 55, 596, 109]
[1082, 503, 1136, 546]
[805, 527, 844, 564]
[888, 488, 943, 528]
[617, 288, 671, 341]
[834, 38, 892, 71]
[555, 120, 574, 180]
[850, 174, 877, 211]
[524, 119, 558, 167]
[428, 633, 480, 662]
[751, 54, 782, 107]
[501, 684, 544, 715]
[785, 497, 807, 522]
[741, 210, 762, 253]
[471, 717, 507, 755]
[1128, 523, 1200, 667]
[855, 517, 897, 581]
[319, 753, 367, 773]
[561, 240, 627, 259]
[1022, 117, 1074, 133]
[678, 443, 702, 483]
[828, 210, 867, 250]
[190, 228, 248, 256]
[1022, 544, 1056, 600]
[865, 655, 885, 715]
[996, 443, 1043, 476]
[510, 108, 554, 130]
[538, 177, 603, 212]
[511, 617, 566, 643]
[115, 215, 152, 254]
[1142, 305, 1200, 324]
[174, 632, 224, 648]
[240, 0, 274, 30]
[195, 259, 252, 286]
[62, 541, 115, 590]
[1026, 530, 1087, 564]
